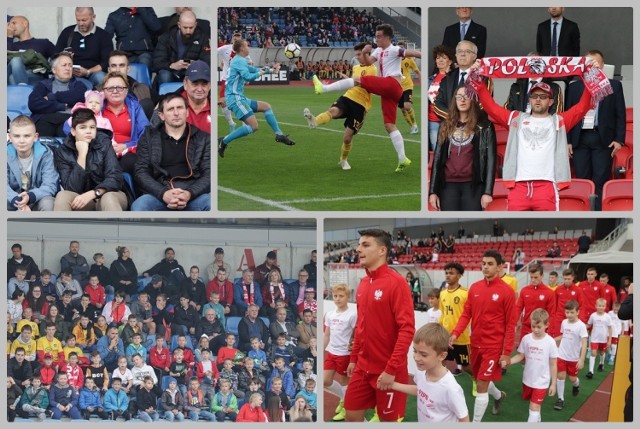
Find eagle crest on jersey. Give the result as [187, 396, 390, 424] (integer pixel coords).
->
[492, 293, 499, 301]
[374, 289, 383, 300]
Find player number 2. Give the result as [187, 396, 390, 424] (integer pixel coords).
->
[487, 359, 495, 372]
[386, 392, 394, 409]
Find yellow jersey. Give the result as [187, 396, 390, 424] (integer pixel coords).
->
[548, 284, 559, 292]
[344, 64, 377, 112]
[63, 345, 85, 360]
[439, 285, 470, 345]
[11, 337, 37, 358]
[16, 320, 40, 338]
[36, 336, 63, 363]
[501, 274, 518, 294]
[400, 57, 420, 91]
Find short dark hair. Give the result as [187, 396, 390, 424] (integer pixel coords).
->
[11, 243, 22, 251]
[565, 299, 580, 311]
[108, 50, 130, 61]
[376, 23, 394, 37]
[354, 42, 368, 51]
[358, 229, 392, 257]
[158, 93, 187, 112]
[71, 108, 97, 129]
[528, 263, 543, 275]
[483, 250, 504, 265]
[444, 262, 464, 275]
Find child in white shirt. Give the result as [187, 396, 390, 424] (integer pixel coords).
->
[586, 298, 612, 378]
[425, 288, 442, 323]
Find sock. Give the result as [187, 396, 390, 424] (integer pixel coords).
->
[323, 78, 354, 92]
[316, 111, 332, 126]
[340, 142, 352, 160]
[326, 380, 344, 400]
[473, 392, 489, 422]
[223, 124, 253, 145]
[402, 109, 413, 126]
[389, 130, 406, 161]
[557, 379, 565, 400]
[407, 107, 416, 126]
[600, 354, 605, 365]
[589, 355, 595, 372]
[611, 344, 617, 358]
[264, 108, 283, 135]
[222, 106, 234, 125]
[573, 378, 580, 387]
[488, 381, 501, 400]
[342, 384, 348, 398]
[528, 409, 541, 422]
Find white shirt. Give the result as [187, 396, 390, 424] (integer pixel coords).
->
[371, 45, 404, 78]
[426, 308, 442, 324]
[324, 307, 357, 356]
[217, 44, 234, 80]
[558, 319, 588, 361]
[517, 333, 558, 388]
[414, 370, 468, 422]
[608, 311, 623, 338]
[513, 115, 556, 182]
[588, 312, 613, 343]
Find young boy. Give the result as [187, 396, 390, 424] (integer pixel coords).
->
[195, 348, 219, 397]
[212, 379, 239, 422]
[60, 351, 84, 392]
[17, 307, 40, 339]
[17, 375, 49, 420]
[507, 309, 558, 422]
[173, 334, 196, 368]
[7, 115, 58, 211]
[608, 301, 624, 365]
[248, 336, 270, 376]
[323, 283, 356, 420]
[150, 336, 171, 380]
[63, 335, 89, 367]
[267, 356, 296, 400]
[298, 287, 317, 322]
[88, 254, 112, 298]
[296, 378, 318, 421]
[11, 324, 37, 363]
[84, 274, 106, 311]
[103, 377, 130, 420]
[49, 372, 82, 419]
[8, 266, 29, 298]
[38, 269, 58, 307]
[392, 323, 469, 422]
[217, 333, 242, 370]
[586, 298, 613, 378]
[246, 376, 266, 408]
[111, 356, 133, 394]
[220, 358, 244, 399]
[169, 348, 189, 395]
[136, 376, 161, 422]
[238, 355, 264, 394]
[297, 359, 316, 391]
[202, 291, 226, 327]
[125, 332, 148, 367]
[160, 377, 185, 421]
[554, 300, 588, 410]
[425, 288, 442, 323]
[265, 376, 290, 414]
[72, 315, 96, 353]
[38, 353, 57, 390]
[184, 377, 216, 422]
[131, 353, 158, 392]
[85, 351, 109, 392]
[78, 377, 108, 420]
[129, 291, 156, 335]
[270, 333, 299, 377]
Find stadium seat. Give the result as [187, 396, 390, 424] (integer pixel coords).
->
[128, 63, 152, 87]
[260, 317, 270, 328]
[170, 334, 193, 351]
[558, 195, 591, 211]
[7, 85, 34, 120]
[484, 179, 508, 211]
[226, 316, 241, 335]
[559, 178, 596, 210]
[122, 172, 136, 199]
[625, 106, 633, 123]
[602, 179, 633, 211]
[158, 82, 183, 95]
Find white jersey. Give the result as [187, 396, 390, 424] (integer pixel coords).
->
[517, 333, 558, 389]
[426, 308, 442, 324]
[588, 312, 613, 343]
[371, 45, 405, 78]
[324, 307, 357, 356]
[513, 116, 556, 182]
[414, 370, 468, 422]
[608, 311, 623, 338]
[218, 44, 234, 81]
[558, 319, 588, 361]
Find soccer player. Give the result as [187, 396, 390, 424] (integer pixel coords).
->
[547, 271, 560, 291]
[577, 267, 605, 324]
[303, 42, 377, 170]
[515, 264, 555, 339]
[550, 268, 583, 338]
[218, 39, 295, 157]
[324, 283, 357, 421]
[344, 229, 415, 422]
[554, 299, 587, 410]
[217, 32, 242, 132]
[586, 298, 612, 378]
[450, 250, 516, 422]
[396, 41, 420, 134]
[313, 24, 421, 172]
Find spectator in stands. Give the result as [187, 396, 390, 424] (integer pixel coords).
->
[234, 269, 263, 317]
[287, 269, 311, 311]
[304, 250, 317, 287]
[53, 108, 127, 211]
[60, 240, 90, 286]
[427, 44, 455, 150]
[105, 50, 159, 120]
[546, 242, 561, 258]
[132, 93, 211, 211]
[536, 7, 580, 58]
[180, 266, 206, 311]
[254, 251, 282, 287]
[179, 60, 212, 134]
[566, 50, 626, 210]
[512, 248, 526, 271]
[442, 7, 487, 58]
[7, 116, 58, 212]
[152, 10, 210, 89]
[429, 85, 496, 211]
[577, 231, 591, 253]
[238, 304, 270, 353]
[55, 7, 112, 88]
[96, 325, 124, 371]
[206, 267, 234, 317]
[262, 269, 288, 319]
[206, 247, 233, 282]
[159, 7, 211, 37]
[104, 8, 161, 72]
[109, 246, 138, 297]
[7, 243, 40, 283]
[28, 52, 86, 137]
[7, 15, 56, 85]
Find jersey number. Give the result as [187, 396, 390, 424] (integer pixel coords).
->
[386, 392, 395, 409]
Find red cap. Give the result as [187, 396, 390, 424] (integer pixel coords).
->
[43, 353, 53, 359]
[529, 82, 553, 97]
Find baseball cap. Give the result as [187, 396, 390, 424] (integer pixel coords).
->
[214, 247, 224, 255]
[44, 353, 53, 359]
[151, 274, 163, 284]
[185, 60, 210, 82]
[305, 287, 315, 293]
[528, 82, 553, 97]
[266, 251, 277, 260]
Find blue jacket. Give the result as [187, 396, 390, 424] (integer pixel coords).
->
[7, 140, 59, 208]
[233, 279, 263, 312]
[96, 335, 125, 366]
[267, 367, 295, 399]
[105, 7, 161, 54]
[27, 77, 86, 121]
[103, 388, 129, 412]
[78, 387, 103, 410]
[49, 383, 78, 407]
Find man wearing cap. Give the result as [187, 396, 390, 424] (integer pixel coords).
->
[472, 59, 594, 210]
[254, 251, 282, 287]
[181, 60, 211, 133]
[206, 247, 233, 282]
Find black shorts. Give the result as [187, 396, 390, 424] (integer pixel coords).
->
[397, 89, 413, 108]
[332, 96, 366, 133]
[446, 344, 471, 366]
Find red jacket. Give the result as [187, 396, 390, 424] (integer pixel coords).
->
[196, 360, 220, 383]
[237, 403, 269, 422]
[40, 365, 57, 386]
[84, 284, 106, 307]
[578, 280, 605, 323]
[551, 284, 584, 337]
[60, 362, 84, 390]
[175, 346, 195, 368]
[150, 346, 171, 370]
[205, 279, 234, 306]
[602, 284, 617, 312]
[516, 284, 556, 332]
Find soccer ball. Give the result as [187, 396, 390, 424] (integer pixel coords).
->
[284, 43, 301, 59]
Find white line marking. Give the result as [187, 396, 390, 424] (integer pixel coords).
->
[595, 389, 611, 395]
[281, 192, 420, 203]
[218, 186, 298, 211]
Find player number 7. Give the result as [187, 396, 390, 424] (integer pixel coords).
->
[386, 392, 394, 409]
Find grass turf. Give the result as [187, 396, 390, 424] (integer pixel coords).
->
[217, 84, 421, 211]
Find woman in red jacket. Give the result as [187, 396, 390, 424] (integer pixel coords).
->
[236, 392, 268, 422]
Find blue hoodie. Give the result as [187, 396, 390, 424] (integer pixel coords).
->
[78, 386, 103, 410]
[103, 387, 129, 412]
[7, 140, 59, 208]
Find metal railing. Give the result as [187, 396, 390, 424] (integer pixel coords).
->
[589, 219, 630, 253]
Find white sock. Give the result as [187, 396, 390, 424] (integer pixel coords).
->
[326, 380, 344, 400]
[589, 355, 595, 372]
[528, 409, 541, 422]
[611, 344, 617, 358]
[600, 354, 605, 365]
[473, 392, 489, 422]
[342, 384, 348, 398]
[389, 130, 406, 161]
[222, 106, 234, 125]
[557, 379, 565, 400]
[573, 378, 580, 387]
[488, 381, 501, 400]
[323, 78, 354, 92]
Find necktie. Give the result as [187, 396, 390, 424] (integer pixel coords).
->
[459, 71, 467, 87]
[460, 23, 467, 40]
[551, 22, 558, 56]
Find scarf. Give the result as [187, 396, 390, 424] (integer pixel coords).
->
[111, 301, 125, 323]
[269, 282, 285, 302]
[242, 282, 255, 304]
[467, 56, 612, 106]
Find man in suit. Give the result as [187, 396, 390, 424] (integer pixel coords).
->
[536, 7, 580, 57]
[442, 7, 487, 59]
[565, 50, 626, 210]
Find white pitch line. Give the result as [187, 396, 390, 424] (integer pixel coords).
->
[218, 186, 298, 211]
[281, 192, 420, 203]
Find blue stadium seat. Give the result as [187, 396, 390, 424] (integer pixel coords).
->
[7, 85, 33, 119]
[128, 63, 151, 87]
[260, 317, 270, 328]
[170, 334, 193, 351]
[122, 172, 136, 199]
[158, 82, 183, 95]
[226, 316, 242, 335]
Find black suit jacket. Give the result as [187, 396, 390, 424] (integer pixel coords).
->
[565, 79, 626, 149]
[536, 18, 580, 57]
[433, 68, 492, 120]
[504, 78, 564, 114]
[443, 20, 487, 58]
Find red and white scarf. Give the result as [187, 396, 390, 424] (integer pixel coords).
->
[242, 282, 255, 304]
[269, 282, 285, 302]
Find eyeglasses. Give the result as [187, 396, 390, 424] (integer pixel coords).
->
[104, 86, 127, 93]
[79, 38, 85, 49]
[455, 95, 470, 101]
[529, 94, 551, 100]
[456, 49, 475, 55]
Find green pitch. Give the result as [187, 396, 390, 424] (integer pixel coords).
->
[217, 84, 421, 211]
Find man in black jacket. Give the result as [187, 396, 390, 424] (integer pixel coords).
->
[7, 243, 40, 282]
[442, 7, 487, 58]
[132, 93, 210, 210]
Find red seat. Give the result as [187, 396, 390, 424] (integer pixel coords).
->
[485, 179, 509, 211]
[559, 195, 591, 211]
[559, 179, 596, 210]
[612, 146, 633, 178]
[602, 179, 633, 211]
[626, 107, 633, 124]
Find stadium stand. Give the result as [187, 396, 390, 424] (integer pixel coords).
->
[602, 179, 633, 211]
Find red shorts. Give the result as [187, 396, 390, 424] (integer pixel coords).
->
[324, 352, 350, 376]
[611, 337, 619, 345]
[470, 346, 503, 382]
[219, 80, 226, 99]
[557, 358, 579, 377]
[360, 75, 403, 125]
[590, 342, 608, 352]
[507, 181, 558, 211]
[522, 384, 547, 405]
[344, 366, 408, 421]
